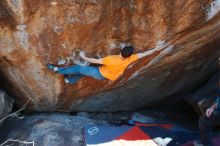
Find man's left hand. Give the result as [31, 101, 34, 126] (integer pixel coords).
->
[79, 52, 86, 58]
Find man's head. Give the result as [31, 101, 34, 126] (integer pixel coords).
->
[121, 46, 134, 58]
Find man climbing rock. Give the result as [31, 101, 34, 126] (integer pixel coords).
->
[195, 58, 220, 146]
[47, 45, 167, 84]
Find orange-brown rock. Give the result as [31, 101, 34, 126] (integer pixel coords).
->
[0, 0, 220, 112]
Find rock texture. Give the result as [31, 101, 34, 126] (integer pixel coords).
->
[0, 111, 199, 146]
[0, 89, 13, 125]
[0, 0, 220, 112]
[0, 114, 107, 146]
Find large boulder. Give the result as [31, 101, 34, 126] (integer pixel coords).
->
[0, 111, 200, 146]
[0, 89, 13, 125]
[0, 0, 220, 112]
[0, 114, 107, 146]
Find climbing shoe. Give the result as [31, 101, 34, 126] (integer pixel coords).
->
[64, 78, 70, 84]
[63, 74, 70, 84]
[47, 64, 54, 70]
[47, 64, 58, 72]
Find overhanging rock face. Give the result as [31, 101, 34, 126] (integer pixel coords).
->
[0, 0, 220, 112]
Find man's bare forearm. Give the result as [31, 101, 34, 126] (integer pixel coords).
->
[140, 48, 154, 58]
[81, 55, 103, 64]
[137, 48, 158, 59]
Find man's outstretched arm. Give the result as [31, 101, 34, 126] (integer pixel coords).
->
[137, 41, 173, 59]
[137, 47, 163, 59]
[80, 52, 103, 64]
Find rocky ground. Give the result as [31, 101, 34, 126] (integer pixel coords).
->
[0, 108, 198, 146]
[0, 114, 108, 146]
[0, 89, 201, 146]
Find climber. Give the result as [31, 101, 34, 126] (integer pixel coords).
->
[194, 57, 220, 146]
[47, 45, 166, 84]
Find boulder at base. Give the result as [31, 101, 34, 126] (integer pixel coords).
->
[0, 114, 107, 146]
[0, 89, 13, 125]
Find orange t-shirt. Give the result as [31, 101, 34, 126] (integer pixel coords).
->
[99, 54, 138, 81]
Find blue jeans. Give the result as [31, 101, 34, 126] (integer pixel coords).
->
[57, 65, 105, 84]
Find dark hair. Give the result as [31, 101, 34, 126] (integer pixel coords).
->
[121, 46, 134, 58]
